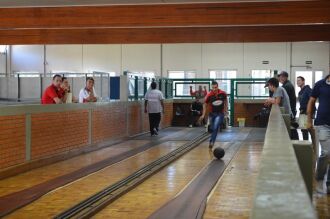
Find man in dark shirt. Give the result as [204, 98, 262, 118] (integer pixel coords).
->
[307, 74, 330, 194]
[188, 98, 203, 128]
[297, 76, 312, 140]
[278, 71, 297, 117]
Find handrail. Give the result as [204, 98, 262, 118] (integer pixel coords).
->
[251, 105, 316, 219]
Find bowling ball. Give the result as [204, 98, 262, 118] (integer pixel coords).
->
[213, 147, 225, 159]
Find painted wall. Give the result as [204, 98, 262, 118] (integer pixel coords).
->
[6, 42, 330, 78]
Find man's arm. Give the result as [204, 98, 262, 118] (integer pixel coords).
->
[306, 96, 316, 129]
[144, 100, 148, 113]
[53, 97, 63, 104]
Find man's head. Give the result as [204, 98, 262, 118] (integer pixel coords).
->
[266, 77, 279, 92]
[86, 77, 94, 90]
[151, 81, 157, 90]
[198, 85, 203, 91]
[211, 81, 218, 92]
[61, 77, 69, 90]
[296, 76, 305, 88]
[278, 71, 289, 83]
[52, 74, 62, 88]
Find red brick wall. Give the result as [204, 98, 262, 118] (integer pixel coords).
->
[127, 102, 143, 136]
[31, 111, 89, 159]
[93, 103, 127, 143]
[161, 101, 173, 128]
[0, 115, 25, 169]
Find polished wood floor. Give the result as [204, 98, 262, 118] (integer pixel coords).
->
[1, 127, 329, 218]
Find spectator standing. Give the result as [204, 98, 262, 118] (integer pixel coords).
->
[278, 71, 297, 117]
[297, 76, 312, 140]
[145, 82, 165, 136]
[79, 77, 97, 103]
[264, 77, 292, 117]
[41, 74, 64, 104]
[190, 85, 207, 102]
[307, 74, 330, 194]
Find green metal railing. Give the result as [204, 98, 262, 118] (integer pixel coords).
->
[128, 76, 173, 101]
[170, 78, 268, 126]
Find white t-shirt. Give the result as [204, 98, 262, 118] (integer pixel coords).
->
[79, 87, 97, 103]
[145, 89, 164, 113]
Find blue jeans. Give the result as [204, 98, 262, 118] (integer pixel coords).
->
[315, 125, 330, 182]
[209, 112, 224, 144]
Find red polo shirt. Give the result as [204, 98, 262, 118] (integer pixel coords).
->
[41, 84, 64, 104]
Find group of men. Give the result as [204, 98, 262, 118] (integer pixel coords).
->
[265, 71, 330, 194]
[41, 74, 98, 104]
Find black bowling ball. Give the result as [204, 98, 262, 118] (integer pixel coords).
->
[213, 147, 225, 159]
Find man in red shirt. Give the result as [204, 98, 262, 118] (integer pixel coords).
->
[199, 81, 228, 148]
[41, 74, 64, 104]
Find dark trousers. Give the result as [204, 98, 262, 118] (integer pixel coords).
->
[149, 113, 161, 135]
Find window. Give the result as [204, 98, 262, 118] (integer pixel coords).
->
[209, 70, 237, 94]
[168, 70, 196, 96]
[127, 71, 156, 97]
[251, 70, 271, 97]
[13, 71, 41, 77]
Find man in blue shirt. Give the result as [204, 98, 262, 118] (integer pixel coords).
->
[307, 74, 330, 194]
[297, 76, 313, 140]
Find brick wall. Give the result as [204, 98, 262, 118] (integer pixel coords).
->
[0, 115, 25, 169]
[93, 103, 127, 143]
[0, 100, 173, 172]
[31, 111, 89, 159]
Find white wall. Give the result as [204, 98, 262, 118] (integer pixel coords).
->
[7, 42, 330, 79]
[46, 45, 83, 73]
[82, 44, 121, 74]
[122, 44, 161, 75]
[202, 43, 244, 77]
[162, 43, 202, 77]
[11, 45, 44, 73]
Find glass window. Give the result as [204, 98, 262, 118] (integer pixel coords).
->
[209, 70, 237, 94]
[251, 70, 271, 97]
[168, 70, 196, 96]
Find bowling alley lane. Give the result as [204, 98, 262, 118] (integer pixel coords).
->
[93, 142, 231, 219]
[204, 142, 263, 219]
[0, 140, 150, 196]
[5, 141, 186, 218]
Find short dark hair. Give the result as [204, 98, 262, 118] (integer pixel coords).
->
[279, 71, 289, 78]
[151, 81, 157, 89]
[53, 74, 62, 80]
[325, 74, 330, 80]
[297, 76, 305, 81]
[86, 77, 94, 82]
[211, 81, 218, 86]
[267, 77, 279, 88]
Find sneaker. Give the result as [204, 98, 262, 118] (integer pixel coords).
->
[316, 180, 325, 194]
[189, 124, 193, 128]
[153, 128, 158, 135]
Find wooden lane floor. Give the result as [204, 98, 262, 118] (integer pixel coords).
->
[204, 142, 263, 219]
[0, 127, 199, 197]
[5, 140, 188, 218]
[93, 141, 216, 219]
[0, 140, 149, 196]
[93, 128, 265, 219]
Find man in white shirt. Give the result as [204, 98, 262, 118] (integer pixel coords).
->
[144, 81, 164, 136]
[79, 77, 97, 103]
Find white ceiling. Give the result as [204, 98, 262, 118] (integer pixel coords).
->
[0, 0, 304, 8]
